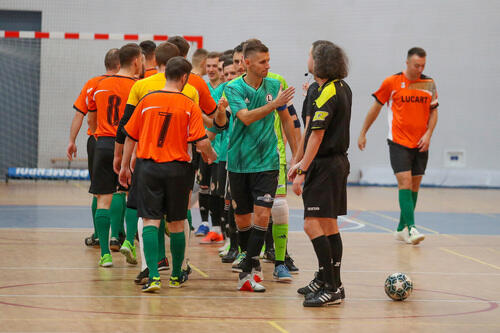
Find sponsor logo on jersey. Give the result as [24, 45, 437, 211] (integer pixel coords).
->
[400, 96, 429, 103]
[312, 111, 328, 122]
[307, 207, 320, 211]
[245, 97, 250, 104]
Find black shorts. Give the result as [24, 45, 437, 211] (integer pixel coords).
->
[191, 148, 201, 172]
[87, 135, 96, 180]
[136, 159, 193, 221]
[197, 158, 212, 188]
[303, 154, 349, 219]
[229, 170, 279, 215]
[126, 159, 142, 210]
[210, 161, 227, 198]
[89, 137, 122, 195]
[388, 140, 428, 176]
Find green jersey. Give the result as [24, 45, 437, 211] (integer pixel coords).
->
[208, 82, 230, 162]
[225, 75, 282, 173]
[267, 72, 288, 165]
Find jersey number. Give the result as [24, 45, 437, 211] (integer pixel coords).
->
[107, 95, 122, 126]
[157, 112, 172, 148]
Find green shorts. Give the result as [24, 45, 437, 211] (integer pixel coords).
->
[276, 164, 287, 196]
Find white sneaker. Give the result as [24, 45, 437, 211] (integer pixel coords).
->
[238, 272, 266, 292]
[251, 265, 264, 283]
[408, 227, 425, 245]
[394, 227, 410, 243]
[218, 239, 230, 254]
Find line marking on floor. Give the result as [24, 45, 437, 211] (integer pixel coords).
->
[268, 321, 289, 333]
[480, 213, 499, 219]
[440, 247, 500, 270]
[348, 216, 393, 233]
[189, 263, 209, 278]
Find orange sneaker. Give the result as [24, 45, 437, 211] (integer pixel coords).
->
[200, 231, 225, 244]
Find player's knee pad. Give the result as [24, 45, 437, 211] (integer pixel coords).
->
[271, 197, 289, 225]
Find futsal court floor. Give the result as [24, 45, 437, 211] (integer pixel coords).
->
[0, 181, 499, 332]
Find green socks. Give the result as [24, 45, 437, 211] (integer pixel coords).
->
[398, 189, 415, 232]
[158, 218, 166, 260]
[109, 192, 126, 239]
[272, 223, 288, 265]
[143, 226, 159, 279]
[91, 196, 97, 238]
[95, 209, 111, 256]
[125, 208, 138, 244]
[412, 191, 418, 208]
[170, 232, 186, 278]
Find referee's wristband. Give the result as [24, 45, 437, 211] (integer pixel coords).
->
[276, 104, 287, 111]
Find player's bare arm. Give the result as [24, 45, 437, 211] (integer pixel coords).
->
[358, 101, 383, 150]
[417, 107, 438, 152]
[67, 112, 85, 160]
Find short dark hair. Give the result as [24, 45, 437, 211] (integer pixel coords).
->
[104, 48, 120, 70]
[119, 43, 142, 67]
[243, 39, 269, 58]
[192, 48, 209, 67]
[233, 42, 244, 54]
[155, 42, 180, 66]
[407, 47, 426, 58]
[223, 49, 234, 57]
[219, 54, 229, 63]
[165, 56, 193, 81]
[139, 40, 156, 60]
[223, 58, 234, 70]
[167, 36, 190, 57]
[207, 51, 221, 59]
[313, 42, 349, 80]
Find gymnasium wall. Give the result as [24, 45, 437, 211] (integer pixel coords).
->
[2, 0, 499, 183]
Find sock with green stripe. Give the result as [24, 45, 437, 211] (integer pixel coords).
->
[398, 189, 415, 232]
[91, 196, 98, 238]
[110, 192, 126, 239]
[95, 209, 111, 256]
[272, 223, 288, 267]
[158, 218, 166, 261]
[170, 232, 186, 278]
[142, 225, 159, 279]
[125, 208, 138, 244]
[412, 191, 418, 208]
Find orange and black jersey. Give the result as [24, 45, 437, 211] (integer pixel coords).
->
[188, 73, 217, 115]
[124, 91, 207, 163]
[373, 72, 438, 148]
[73, 74, 110, 135]
[144, 67, 158, 78]
[88, 75, 137, 138]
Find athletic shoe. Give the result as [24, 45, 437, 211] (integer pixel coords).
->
[142, 276, 161, 293]
[297, 272, 323, 295]
[252, 264, 264, 283]
[303, 286, 342, 307]
[221, 248, 239, 263]
[134, 268, 149, 285]
[218, 239, 231, 253]
[394, 227, 410, 243]
[194, 224, 209, 237]
[305, 283, 345, 301]
[237, 272, 266, 292]
[200, 231, 224, 244]
[409, 227, 425, 245]
[158, 257, 170, 271]
[285, 253, 299, 274]
[118, 231, 126, 246]
[339, 284, 345, 300]
[169, 272, 189, 288]
[109, 238, 120, 252]
[119, 240, 137, 265]
[273, 264, 292, 283]
[262, 248, 276, 263]
[98, 253, 113, 267]
[181, 264, 191, 281]
[84, 234, 99, 247]
[231, 252, 246, 272]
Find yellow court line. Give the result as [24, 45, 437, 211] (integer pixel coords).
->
[480, 213, 499, 219]
[71, 181, 87, 190]
[440, 247, 500, 270]
[189, 263, 209, 278]
[488, 248, 500, 255]
[268, 321, 289, 333]
[349, 216, 393, 233]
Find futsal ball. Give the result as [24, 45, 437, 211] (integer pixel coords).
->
[384, 272, 413, 301]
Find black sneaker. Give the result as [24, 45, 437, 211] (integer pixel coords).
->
[84, 234, 99, 247]
[262, 248, 275, 263]
[339, 284, 345, 300]
[297, 272, 323, 295]
[303, 286, 342, 307]
[109, 238, 120, 252]
[118, 231, 126, 246]
[285, 253, 299, 274]
[306, 284, 345, 300]
[158, 257, 170, 271]
[221, 248, 239, 263]
[181, 264, 191, 280]
[135, 268, 149, 285]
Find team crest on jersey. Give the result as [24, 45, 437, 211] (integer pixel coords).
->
[245, 97, 250, 104]
[401, 82, 406, 88]
[312, 111, 328, 122]
[266, 94, 273, 103]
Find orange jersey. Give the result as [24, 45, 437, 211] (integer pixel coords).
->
[88, 75, 137, 138]
[73, 74, 109, 135]
[373, 72, 438, 148]
[144, 67, 158, 78]
[125, 91, 207, 163]
[188, 73, 217, 115]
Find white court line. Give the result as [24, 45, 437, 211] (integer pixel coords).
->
[0, 294, 497, 304]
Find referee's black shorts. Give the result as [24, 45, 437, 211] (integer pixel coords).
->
[303, 154, 349, 219]
[388, 139, 428, 176]
[136, 159, 193, 222]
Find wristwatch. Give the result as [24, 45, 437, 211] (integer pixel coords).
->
[297, 168, 307, 175]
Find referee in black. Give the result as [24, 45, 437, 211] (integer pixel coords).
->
[288, 41, 351, 307]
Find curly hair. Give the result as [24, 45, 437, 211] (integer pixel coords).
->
[313, 42, 349, 80]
